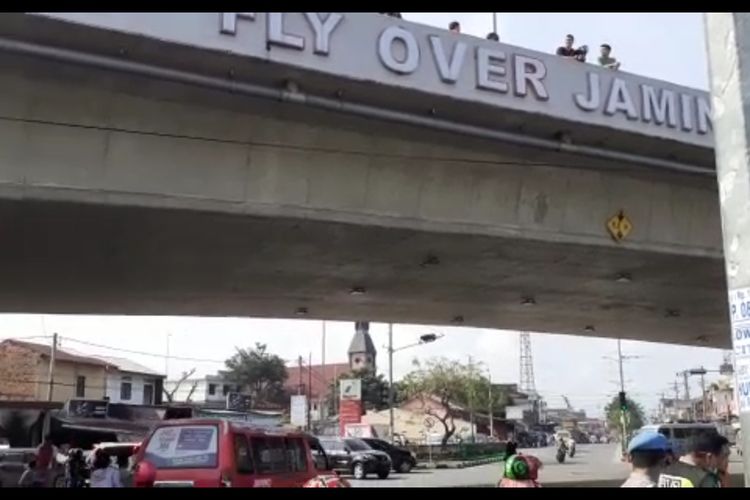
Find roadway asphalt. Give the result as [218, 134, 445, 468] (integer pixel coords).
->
[349, 443, 747, 488]
[348, 443, 630, 487]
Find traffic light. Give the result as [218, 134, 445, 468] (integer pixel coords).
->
[618, 391, 628, 411]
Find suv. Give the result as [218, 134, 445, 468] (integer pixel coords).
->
[361, 438, 417, 473]
[133, 419, 328, 487]
[317, 437, 391, 480]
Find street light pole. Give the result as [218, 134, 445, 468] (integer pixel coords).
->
[488, 370, 494, 439]
[492, 13, 498, 37]
[385, 329, 444, 444]
[388, 323, 395, 443]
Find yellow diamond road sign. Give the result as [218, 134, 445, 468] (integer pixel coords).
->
[607, 211, 632, 242]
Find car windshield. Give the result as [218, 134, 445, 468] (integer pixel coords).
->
[345, 439, 372, 451]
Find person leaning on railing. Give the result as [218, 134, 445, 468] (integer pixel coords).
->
[598, 44, 621, 70]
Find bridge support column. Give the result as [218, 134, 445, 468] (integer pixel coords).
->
[705, 13, 750, 486]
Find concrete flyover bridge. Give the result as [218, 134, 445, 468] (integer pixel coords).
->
[0, 13, 727, 347]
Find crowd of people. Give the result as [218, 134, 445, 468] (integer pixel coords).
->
[556, 33, 621, 70]
[622, 430, 731, 488]
[378, 14, 621, 70]
[17, 435, 128, 488]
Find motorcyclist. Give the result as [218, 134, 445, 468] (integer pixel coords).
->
[497, 454, 542, 488]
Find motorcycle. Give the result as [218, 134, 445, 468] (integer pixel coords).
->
[556, 443, 567, 464]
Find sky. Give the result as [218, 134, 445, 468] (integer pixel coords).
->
[0, 13, 726, 420]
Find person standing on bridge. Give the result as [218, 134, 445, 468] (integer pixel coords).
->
[598, 44, 621, 70]
[449, 21, 461, 34]
[657, 432, 727, 488]
[556, 34, 587, 62]
[621, 431, 671, 487]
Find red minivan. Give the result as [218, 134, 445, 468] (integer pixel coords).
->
[132, 419, 330, 488]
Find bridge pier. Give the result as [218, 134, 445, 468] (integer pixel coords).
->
[705, 13, 750, 486]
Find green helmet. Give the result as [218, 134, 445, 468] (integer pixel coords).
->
[504, 455, 531, 480]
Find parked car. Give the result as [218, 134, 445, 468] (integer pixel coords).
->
[317, 437, 391, 480]
[132, 419, 327, 487]
[360, 438, 417, 473]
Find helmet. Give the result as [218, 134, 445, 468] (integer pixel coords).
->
[504, 454, 542, 481]
[504, 455, 530, 480]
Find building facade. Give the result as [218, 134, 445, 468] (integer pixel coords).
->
[163, 372, 242, 406]
[0, 340, 110, 402]
[96, 356, 165, 406]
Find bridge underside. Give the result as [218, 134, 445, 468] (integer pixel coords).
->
[0, 199, 728, 348]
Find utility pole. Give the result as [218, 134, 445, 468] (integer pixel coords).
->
[681, 370, 692, 420]
[43, 333, 58, 438]
[388, 324, 395, 443]
[321, 321, 326, 421]
[492, 12, 498, 36]
[308, 352, 312, 431]
[298, 356, 303, 395]
[488, 370, 494, 439]
[700, 370, 707, 421]
[616, 339, 629, 454]
[165, 333, 171, 378]
[47, 333, 58, 402]
[617, 339, 625, 393]
[468, 355, 475, 443]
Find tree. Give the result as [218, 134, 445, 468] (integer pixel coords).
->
[225, 343, 288, 405]
[399, 358, 483, 447]
[605, 393, 646, 440]
[163, 368, 198, 403]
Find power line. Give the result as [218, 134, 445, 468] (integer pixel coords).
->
[60, 337, 228, 364]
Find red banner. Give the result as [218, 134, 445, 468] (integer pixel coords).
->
[339, 399, 363, 436]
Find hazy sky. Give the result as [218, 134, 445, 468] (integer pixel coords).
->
[0, 13, 725, 419]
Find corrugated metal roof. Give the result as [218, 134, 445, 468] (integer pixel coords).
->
[94, 355, 164, 377]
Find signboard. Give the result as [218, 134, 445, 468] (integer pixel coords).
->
[31, 13, 713, 149]
[226, 392, 252, 412]
[67, 399, 109, 419]
[505, 405, 525, 421]
[290, 395, 307, 427]
[339, 399, 363, 436]
[339, 379, 362, 401]
[730, 287, 750, 412]
[343, 423, 374, 438]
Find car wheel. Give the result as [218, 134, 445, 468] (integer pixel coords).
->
[353, 462, 366, 480]
[398, 461, 413, 473]
[377, 469, 390, 480]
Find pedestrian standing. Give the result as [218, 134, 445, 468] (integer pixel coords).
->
[598, 44, 621, 69]
[486, 32, 499, 41]
[34, 434, 57, 487]
[89, 449, 122, 488]
[657, 432, 727, 487]
[621, 431, 671, 487]
[18, 460, 41, 487]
